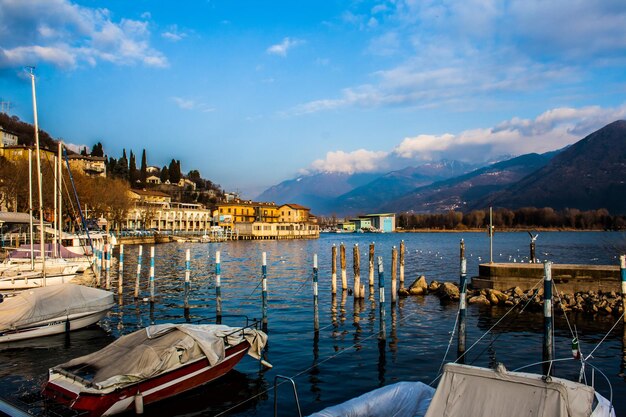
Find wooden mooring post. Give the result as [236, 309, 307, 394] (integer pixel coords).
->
[543, 261, 553, 376]
[377, 256, 386, 340]
[369, 243, 375, 296]
[458, 239, 467, 362]
[105, 243, 111, 289]
[262, 252, 268, 328]
[331, 244, 337, 295]
[134, 245, 143, 299]
[353, 244, 361, 299]
[313, 254, 319, 331]
[149, 247, 155, 302]
[399, 240, 405, 290]
[391, 246, 397, 304]
[118, 244, 124, 296]
[184, 248, 190, 309]
[621, 255, 626, 323]
[340, 243, 347, 291]
[216, 251, 222, 322]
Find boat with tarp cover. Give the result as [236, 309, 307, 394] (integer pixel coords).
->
[42, 323, 268, 416]
[0, 284, 113, 343]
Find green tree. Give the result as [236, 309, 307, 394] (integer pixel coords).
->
[140, 149, 147, 186]
[129, 150, 139, 187]
[160, 165, 169, 183]
[169, 159, 181, 184]
[91, 142, 104, 157]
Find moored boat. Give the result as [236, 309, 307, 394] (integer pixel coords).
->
[42, 323, 268, 416]
[0, 284, 114, 343]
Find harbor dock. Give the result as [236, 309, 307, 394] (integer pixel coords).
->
[472, 262, 621, 293]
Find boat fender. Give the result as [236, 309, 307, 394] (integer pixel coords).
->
[261, 359, 273, 369]
[134, 392, 144, 414]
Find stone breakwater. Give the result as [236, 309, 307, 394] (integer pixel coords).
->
[401, 276, 626, 317]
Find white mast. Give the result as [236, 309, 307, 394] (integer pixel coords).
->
[53, 155, 58, 258]
[58, 141, 63, 258]
[28, 148, 34, 269]
[28, 67, 46, 284]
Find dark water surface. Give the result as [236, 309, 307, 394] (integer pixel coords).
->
[1, 231, 626, 416]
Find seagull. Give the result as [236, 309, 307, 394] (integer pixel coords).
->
[527, 232, 539, 242]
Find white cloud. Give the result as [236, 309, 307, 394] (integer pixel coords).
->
[266, 37, 304, 57]
[171, 96, 215, 113]
[162, 25, 187, 42]
[308, 149, 389, 174]
[393, 104, 626, 162]
[0, 0, 167, 69]
[302, 104, 626, 174]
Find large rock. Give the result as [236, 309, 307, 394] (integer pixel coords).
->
[437, 282, 460, 301]
[468, 294, 491, 306]
[408, 275, 428, 295]
[488, 289, 508, 305]
[428, 280, 441, 292]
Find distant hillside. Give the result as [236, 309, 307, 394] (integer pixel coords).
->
[381, 153, 553, 213]
[256, 172, 381, 213]
[333, 160, 478, 215]
[479, 120, 626, 214]
[0, 112, 57, 150]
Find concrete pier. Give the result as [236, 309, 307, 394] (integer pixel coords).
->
[473, 262, 621, 293]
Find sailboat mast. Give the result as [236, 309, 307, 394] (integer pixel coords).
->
[28, 148, 34, 269]
[28, 67, 46, 283]
[53, 156, 58, 258]
[58, 142, 63, 259]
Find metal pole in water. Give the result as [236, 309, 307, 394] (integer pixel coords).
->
[391, 246, 397, 304]
[262, 251, 268, 327]
[149, 247, 155, 302]
[489, 206, 494, 264]
[134, 245, 143, 299]
[399, 240, 405, 290]
[543, 260, 553, 376]
[353, 244, 360, 299]
[331, 244, 337, 295]
[216, 251, 222, 322]
[340, 243, 347, 291]
[377, 256, 386, 340]
[313, 253, 319, 331]
[184, 248, 190, 309]
[458, 240, 467, 363]
[118, 244, 124, 295]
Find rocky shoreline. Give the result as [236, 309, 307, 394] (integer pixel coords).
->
[401, 276, 625, 317]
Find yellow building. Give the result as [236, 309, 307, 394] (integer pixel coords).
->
[215, 200, 318, 239]
[128, 189, 172, 206]
[215, 201, 280, 227]
[278, 204, 311, 223]
[66, 154, 107, 177]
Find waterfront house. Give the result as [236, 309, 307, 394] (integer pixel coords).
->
[66, 154, 107, 177]
[0, 126, 18, 147]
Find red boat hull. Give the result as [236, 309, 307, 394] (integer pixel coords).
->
[43, 340, 250, 416]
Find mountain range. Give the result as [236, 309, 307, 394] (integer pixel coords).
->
[257, 120, 626, 216]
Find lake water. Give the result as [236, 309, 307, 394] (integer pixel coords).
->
[1, 231, 626, 416]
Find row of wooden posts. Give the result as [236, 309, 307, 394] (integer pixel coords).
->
[91, 240, 626, 370]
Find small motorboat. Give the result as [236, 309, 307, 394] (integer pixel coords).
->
[42, 323, 268, 416]
[0, 284, 114, 343]
[309, 362, 615, 417]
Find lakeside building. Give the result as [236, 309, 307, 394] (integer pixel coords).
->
[124, 189, 212, 232]
[338, 213, 396, 233]
[215, 200, 319, 239]
[66, 154, 107, 177]
[0, 126, 18, 147]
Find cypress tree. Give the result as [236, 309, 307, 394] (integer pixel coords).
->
[140, 149, 147, 186]
[129, 150, 138, 187]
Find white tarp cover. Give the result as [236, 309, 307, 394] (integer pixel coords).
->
[308, 381, 435, 417]
[56, 323, 267, 391]
[0, 284, 114, 331]
[425, 363, 603, 417]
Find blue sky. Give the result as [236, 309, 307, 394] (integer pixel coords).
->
[1, 0, 625, 198]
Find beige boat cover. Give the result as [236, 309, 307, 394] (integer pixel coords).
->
[0, 284, 114, 331]
[56, 323, 267, 391]
[425, 363, 599, 417]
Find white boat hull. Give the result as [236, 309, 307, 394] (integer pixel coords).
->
[0, 273, 76, 290]
[0, 309, 109, 343]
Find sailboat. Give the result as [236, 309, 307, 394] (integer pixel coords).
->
[0, 68, 80, 290]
